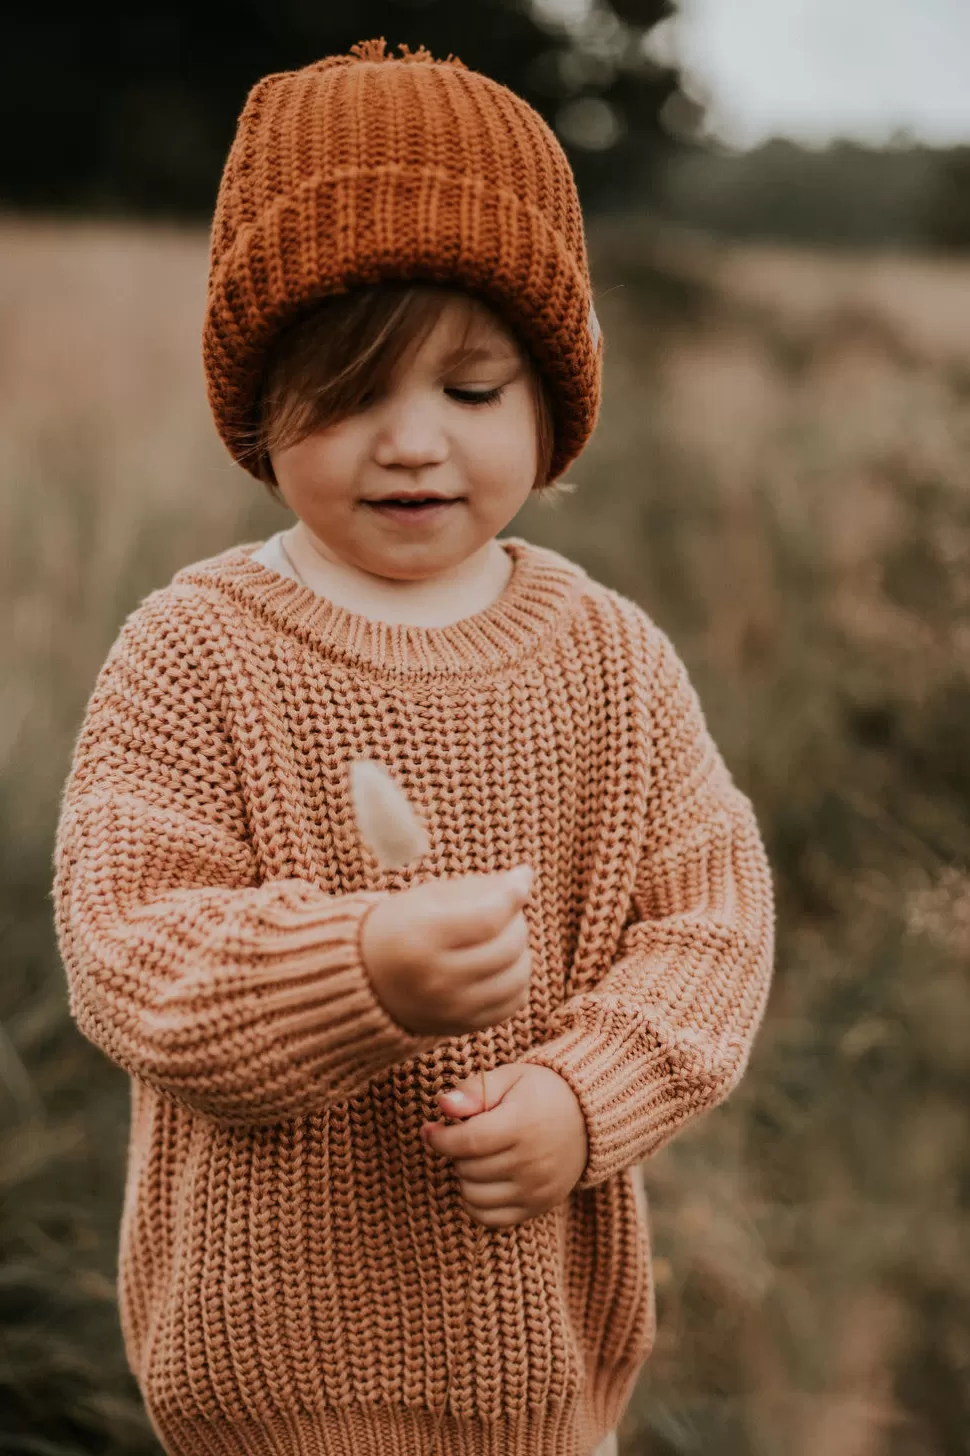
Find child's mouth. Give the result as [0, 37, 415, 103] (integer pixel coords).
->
[365, 499, 461, 524]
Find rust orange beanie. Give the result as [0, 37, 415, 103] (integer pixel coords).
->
[202, 37, 603, 486]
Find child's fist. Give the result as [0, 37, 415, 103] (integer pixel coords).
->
[360, 866, 534, 1038]
[422, 1063, 590, 1228]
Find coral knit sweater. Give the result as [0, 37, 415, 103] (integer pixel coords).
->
[52, 533, 775, 1456]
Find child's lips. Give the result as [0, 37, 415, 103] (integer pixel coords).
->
[364, 499, 461, 524]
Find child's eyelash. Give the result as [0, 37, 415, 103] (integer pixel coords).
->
[446, 387, 505, 407]
[354, 386, 506, 411]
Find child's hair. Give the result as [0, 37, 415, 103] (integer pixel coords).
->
[252, 280, 568, 503]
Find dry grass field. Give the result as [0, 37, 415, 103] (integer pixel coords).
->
[1, 211, 968, 1455]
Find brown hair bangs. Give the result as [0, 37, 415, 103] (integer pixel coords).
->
[249, 281, 567, 501]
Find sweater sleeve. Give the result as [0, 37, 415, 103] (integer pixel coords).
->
[51, 601, 440, 1127]
[519, 629, 775, 1191]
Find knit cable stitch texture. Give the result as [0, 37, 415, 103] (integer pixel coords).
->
[52, 535, 775, 1456]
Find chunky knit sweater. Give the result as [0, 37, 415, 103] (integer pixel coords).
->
[52, 533, 775, 1456]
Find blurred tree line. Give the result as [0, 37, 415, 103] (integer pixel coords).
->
[3, 0, 969, 247]
[652, 138, 970, 253]
[0, 0, 683, 218]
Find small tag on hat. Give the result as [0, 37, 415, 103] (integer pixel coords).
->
[588, 298, 601, 350]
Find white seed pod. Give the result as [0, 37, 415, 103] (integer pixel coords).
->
[349, 757, 430, 870]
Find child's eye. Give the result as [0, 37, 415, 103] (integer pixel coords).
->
[446, 386, 504, 407]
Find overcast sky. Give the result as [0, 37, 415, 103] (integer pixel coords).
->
[645, 0, 970, 149]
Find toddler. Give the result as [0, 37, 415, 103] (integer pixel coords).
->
[52, 38, 775, 1456]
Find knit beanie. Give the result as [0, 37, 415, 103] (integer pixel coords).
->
[202, 37, 603, 486]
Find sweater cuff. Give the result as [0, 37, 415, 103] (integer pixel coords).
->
[233, 884, 441, 1092]
[519, 1024, 689, 1191]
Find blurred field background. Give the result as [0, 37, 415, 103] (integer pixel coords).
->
[4, 208, 969, 1455]
[3, 1, 970, 1453]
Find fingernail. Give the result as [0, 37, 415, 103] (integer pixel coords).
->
[445, 1090, 468, 1108]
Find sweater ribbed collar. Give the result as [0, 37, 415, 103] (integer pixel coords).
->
[174, 535, 590, 677]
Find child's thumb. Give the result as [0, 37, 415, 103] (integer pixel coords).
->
[504, 864, 534, 901]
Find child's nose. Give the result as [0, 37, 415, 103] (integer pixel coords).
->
[372, 396, 449, 468]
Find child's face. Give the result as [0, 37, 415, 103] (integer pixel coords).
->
[269, 294, 539, 583]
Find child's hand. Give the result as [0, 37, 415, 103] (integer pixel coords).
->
[421, 1064, 589, 1228]
[360, 866, 534, 1038]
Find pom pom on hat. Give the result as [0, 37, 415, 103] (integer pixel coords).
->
[346, 37, 467, 67]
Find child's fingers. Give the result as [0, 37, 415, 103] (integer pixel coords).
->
[452, 1149, 517, 1182]
[436, 1086, 486, 1119]
[462, 1201, 529, 1230]
[423, 1101, 519, 1161]
[459, 1178, 520, 1210]
[436, 867, 533, 950]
